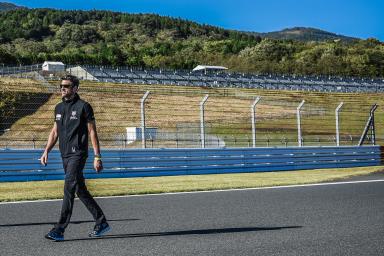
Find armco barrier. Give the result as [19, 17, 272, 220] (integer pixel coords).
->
[0, 146, 383, 182]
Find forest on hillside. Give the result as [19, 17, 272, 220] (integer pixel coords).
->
[0, 9, 383, 77]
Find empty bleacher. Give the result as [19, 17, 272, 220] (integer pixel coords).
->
[74, 66, 384, 92]
[3, 64, 382, 93]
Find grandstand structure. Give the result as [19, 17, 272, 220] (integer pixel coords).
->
[1, 64, 383, 93]
[66, 65, 384, 93]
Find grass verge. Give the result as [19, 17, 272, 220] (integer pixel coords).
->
[0, 166, 383, 202]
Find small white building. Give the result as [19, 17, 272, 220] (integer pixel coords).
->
[42, 61, 65, 72]
[126, 127, 158, 144]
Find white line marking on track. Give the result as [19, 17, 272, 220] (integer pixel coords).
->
[1, 179, 384, 205]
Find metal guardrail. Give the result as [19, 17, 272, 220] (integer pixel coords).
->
[0, 146, 382, 182]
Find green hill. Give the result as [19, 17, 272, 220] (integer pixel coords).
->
[0, 8, 383, 77]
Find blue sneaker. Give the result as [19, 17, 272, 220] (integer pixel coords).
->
[45, 228, 64, 241]
[89, 222, 111, 237]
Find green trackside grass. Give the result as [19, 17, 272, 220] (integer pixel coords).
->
[0, 167, 382, 202]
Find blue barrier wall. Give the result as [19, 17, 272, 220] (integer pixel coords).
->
[0, 146, 383, 182]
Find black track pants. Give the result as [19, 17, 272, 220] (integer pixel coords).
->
[54, 156, 106, 232]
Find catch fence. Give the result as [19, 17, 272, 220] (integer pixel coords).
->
[0, 75, 383, 150]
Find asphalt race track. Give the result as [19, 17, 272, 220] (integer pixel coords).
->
[1, 173, 384, 256]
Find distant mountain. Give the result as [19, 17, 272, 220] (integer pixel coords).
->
[0, 2, 25, 11]
[249, 27, 359, 42]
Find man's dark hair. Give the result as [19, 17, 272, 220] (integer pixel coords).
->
[61, 75, 80, 88]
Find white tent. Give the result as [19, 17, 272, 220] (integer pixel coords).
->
[192, 65, 228, 72]
[42, 61, 65, 72]
[66, 66, 98, 81]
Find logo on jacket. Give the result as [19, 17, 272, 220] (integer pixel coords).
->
[70, 111, 78, 120]
[55, 114, 62, 121]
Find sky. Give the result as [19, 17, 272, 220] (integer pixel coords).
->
[3, 0, 384, 41]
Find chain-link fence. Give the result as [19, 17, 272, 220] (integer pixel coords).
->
[1, 76, 383, 149]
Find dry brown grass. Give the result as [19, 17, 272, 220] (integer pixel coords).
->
[1, 78, 384, 148]
[0, 77, 43, 92]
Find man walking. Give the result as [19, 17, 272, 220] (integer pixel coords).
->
[41, 75, 110, 241]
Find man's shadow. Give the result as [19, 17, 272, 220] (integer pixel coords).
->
[0, 218, 140, 228]
[63, 226, 302, 242]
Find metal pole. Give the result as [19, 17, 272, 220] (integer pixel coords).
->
[297, 100, 305, 147]
[251, 97, 261, 148]
[141, 91, 150, 148]
[200, 94, 209, 148]
[358, 104, 378, 146]
[370, 107, 376, 145]
[335, 102, 344, 146]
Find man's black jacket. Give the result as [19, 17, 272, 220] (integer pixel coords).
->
[54, 94, 95, 158]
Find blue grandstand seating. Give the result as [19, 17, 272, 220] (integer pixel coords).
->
[26, 65, 382, 93]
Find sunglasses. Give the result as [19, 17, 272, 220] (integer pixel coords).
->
[59, 83, 73, 89]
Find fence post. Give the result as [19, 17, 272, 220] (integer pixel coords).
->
[265, 135, 270, 147]
[200, 94, 209, 148]
[358, 104, 378, 146]
[297, 100, 305, 147]
[141, 91, 150, 148]
[251, 97, 261, 148]
[335, 102, 344, 146]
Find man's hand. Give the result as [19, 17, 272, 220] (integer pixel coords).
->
[94, 158, 103, 173]
[40, 151, 48, 166]
[88, 121, 103, 173]
[41, 123, 58, 166]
